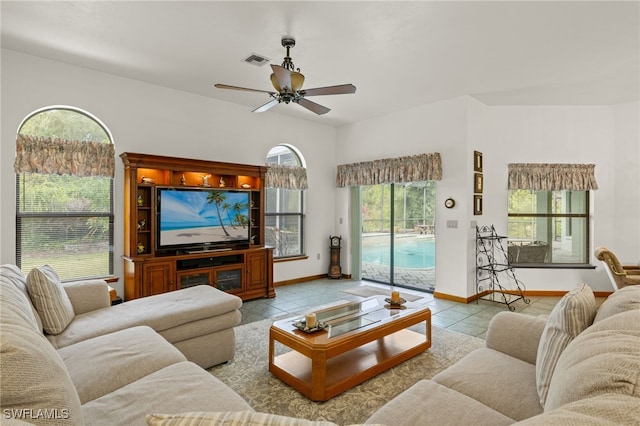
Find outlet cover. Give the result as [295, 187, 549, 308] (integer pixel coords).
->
[447, 220, 458, 228]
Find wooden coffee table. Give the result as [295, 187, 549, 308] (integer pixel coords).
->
[268, 296, 431, 401]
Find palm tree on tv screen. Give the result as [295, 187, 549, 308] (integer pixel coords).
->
[222, 202, 237, 229]
[206, 192, 230, 237]
[233, 202, 248, 228]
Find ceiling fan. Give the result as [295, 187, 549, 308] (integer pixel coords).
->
[215, 36, 356, 115]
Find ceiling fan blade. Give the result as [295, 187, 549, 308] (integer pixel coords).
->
[300, 84, 356, 97]
[296, 98, 331, 115]
[214, 83, 275, 95]
[270, 64, 292, 92]
[252, 98, 279, 113]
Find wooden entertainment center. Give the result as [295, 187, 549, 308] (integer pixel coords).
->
[121, 152, 275, 301]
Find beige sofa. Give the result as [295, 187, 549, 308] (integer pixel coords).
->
[122, 284, 640, 426]
[366, 284, 640, 425]
[0, 264, 252, 425]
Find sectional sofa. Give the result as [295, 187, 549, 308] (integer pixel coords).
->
[0, 264, 251, 425]
[146, 284, 640, 426]
[2, 261, 639, 425]
[366, 283, 640, 425]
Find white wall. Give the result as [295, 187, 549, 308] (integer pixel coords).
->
[472, 100, 639, 293]
[3, 49, 638, 298]
[0, 49, 337, 296]
[337, 95, 640, 297]
[336, 96, 472, 299]
[613, 102, 640, 265]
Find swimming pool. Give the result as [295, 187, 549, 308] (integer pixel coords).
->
[362, 237, 435, 269]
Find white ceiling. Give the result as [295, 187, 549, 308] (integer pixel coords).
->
[2, 1, 638, 127]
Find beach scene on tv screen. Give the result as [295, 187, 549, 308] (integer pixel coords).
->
[159, 189, 249, 247]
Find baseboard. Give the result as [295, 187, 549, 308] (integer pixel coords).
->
[275, 274, 327, 287]
[275, 273, 353, 287]
[275, 276, 613, 299]
[434, 288, 614, 304]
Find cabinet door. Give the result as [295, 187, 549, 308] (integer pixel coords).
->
[246, 250, 266, 290]
[213, 265, 244, 294]
[177, 268, 213, 290]
[142, 260, 176, 296]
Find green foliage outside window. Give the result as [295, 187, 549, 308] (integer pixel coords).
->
[17, 108, 114, 280]
[362, 182, 435, 234]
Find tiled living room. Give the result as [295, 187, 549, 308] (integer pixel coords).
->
[239, 278, 576, 338]
[1, 1, 639, 425]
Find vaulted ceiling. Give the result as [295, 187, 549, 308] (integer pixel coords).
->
[2, 1, 638, 127]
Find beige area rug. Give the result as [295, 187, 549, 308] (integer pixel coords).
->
[342, 285, 424, 302]
[208, 319, 483, 425]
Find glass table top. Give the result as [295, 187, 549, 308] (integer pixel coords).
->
[292, 297, 409, 338]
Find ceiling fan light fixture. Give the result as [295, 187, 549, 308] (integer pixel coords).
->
[269, 73, 281, 92]
[270, 71, 305, 93]
[291, 72, 305, 92]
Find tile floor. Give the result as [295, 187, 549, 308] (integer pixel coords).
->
[238, 278, 595, 339]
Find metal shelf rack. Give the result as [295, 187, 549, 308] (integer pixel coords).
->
[476, 225, 529, 311]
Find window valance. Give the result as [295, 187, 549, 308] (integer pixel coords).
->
[508, 163, 598, 191]
[265, 164, 308, 190]
[336, 153, 442, 187]
[14, 134, 115, 178]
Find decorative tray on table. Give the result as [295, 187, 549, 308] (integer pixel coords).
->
[384, 297, 407, 309]
[292, 320, 328, 333]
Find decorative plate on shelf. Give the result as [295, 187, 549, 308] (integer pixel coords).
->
[293, 320, 328, 333]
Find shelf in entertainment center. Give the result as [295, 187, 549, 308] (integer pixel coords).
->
[121, 152, 273, 302]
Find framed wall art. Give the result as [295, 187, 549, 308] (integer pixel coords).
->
[474, 173, 483, 193]
[474, 150, 483, 172]
[473, 195, 483, 215]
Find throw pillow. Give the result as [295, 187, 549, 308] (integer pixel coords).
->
[146, 411, 339, 426]
[26, 265, 75, 335]
[535, 283, 596, 406]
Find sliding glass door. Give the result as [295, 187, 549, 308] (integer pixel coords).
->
[360, 182, 436, 293]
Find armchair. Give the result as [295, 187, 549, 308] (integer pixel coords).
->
[594, 246, 640, 290]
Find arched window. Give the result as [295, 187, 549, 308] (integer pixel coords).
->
[265, 145, 306, 258]
[15, 107, 115, 280]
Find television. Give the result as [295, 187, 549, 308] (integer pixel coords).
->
[156, 187, 251, 253]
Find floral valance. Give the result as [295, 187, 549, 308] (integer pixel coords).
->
[336, 153, 442, 187]
[14, 134, 115, 178]
[508, 163, 598, 191]
[265, 164, 308, 190]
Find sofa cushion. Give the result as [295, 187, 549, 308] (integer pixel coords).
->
[58, 326, 187, 404]
[544, 309, 640, 411]
[1, 264, 43, 332]
[365, 379, 513, 426]
[593, 284, 640, 324]
[517, 393, 640, 425]
[26, 265, 75, 335]
[432, 347, 542, 421]
[535, 283, 596, 405]
[484, 311, 547, 365]
[46, 285, 242, 349]
[146, 411, 339, 426]
[0, 322, 83, 425]
[82, 361, 253, 426]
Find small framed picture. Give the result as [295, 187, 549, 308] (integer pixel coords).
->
[473, 195, 483, 215]
[474, 151, 483, 172]
[474, 173, 483, 194]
